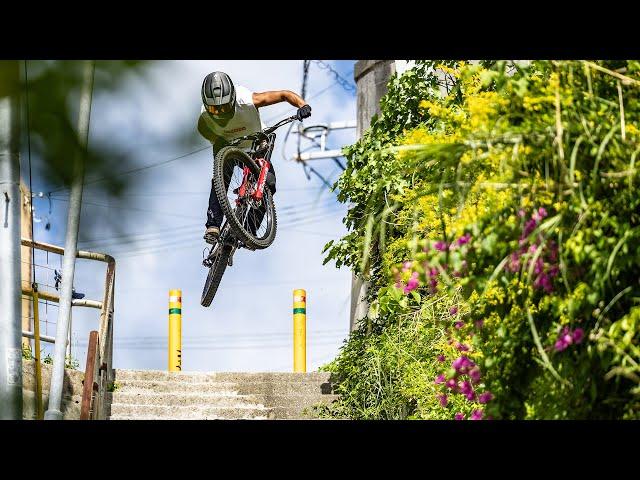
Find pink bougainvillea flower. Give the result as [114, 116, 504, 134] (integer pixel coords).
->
[452, 356, 475, 372]
[469, 367, 481, 384]
[456, 342, 470, 352]
[518, 209, 526, 218]
[532, 207, 547, 222]
[402, 261, 413, 272]
[523, 218, 537, 238]
[446, 379, 458, 391]
[457, 233, 472, 246]
[554, 338, 568, 352]
[437, 355, 446, 363]
[474, 319, 484, 329]
[454, 321, 465, 329]
[470, 409, 484, 420]
[573, 328, 585, 344]
[534, 257, 544, 274]
[438, 394, 448, 407]
[508, 252, 521, 272]
[458, 380, 473, 395]
[434, 241, 448, 252]
[465, 391, 476, 401]
[450, 306, 458, 315]
[434, 374, 446, 384]
[478, 392, 494, 404]
[455, 413, 465, 420]
[403, 272, 419, 294]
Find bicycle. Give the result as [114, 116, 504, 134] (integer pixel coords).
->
[200, 114, 299, 307]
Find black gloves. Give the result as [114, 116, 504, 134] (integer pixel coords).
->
[296, 104, 312, 121]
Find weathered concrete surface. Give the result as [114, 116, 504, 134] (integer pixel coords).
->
[22, 359, 84, 420]
[108, 370, 339, 420]
[350, 60, 397, 332]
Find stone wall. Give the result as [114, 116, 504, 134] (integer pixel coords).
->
[22, 359, 85, 420]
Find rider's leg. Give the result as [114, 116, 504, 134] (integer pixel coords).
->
[205, 152, 235, 243]
[206, 177, 224, 229]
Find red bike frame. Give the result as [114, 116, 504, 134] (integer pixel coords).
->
[237, 158, 270, 204]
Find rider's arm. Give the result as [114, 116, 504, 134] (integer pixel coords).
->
[252, 90, 307, 109]
[198, 115, 229, 150]
[198, 114, 217, 142]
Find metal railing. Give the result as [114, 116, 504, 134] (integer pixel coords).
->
[20, 238, 115, 420]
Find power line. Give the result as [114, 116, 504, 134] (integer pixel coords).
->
[312, 60, 356, 94]
[48, 64, 351, 196]
[265, 81, 337, 124]
[50, 197, 202, 220]
[95, 340, 343, 351]
[109, 209, 346, 258]
[24, 60, 36, 287]
[80, 332, 347, 345]
[49, 144, 212, 194]
[76, 197, 342, 249]
[51, 184, 331, 198]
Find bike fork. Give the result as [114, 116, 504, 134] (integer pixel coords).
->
[237, 159, 270, 203]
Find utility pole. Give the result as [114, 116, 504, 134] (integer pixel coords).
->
[20, 181, 33, 349]
[45, 60, 94, 420]
[349, 60, 396, 332]
[0, 60, 23, 419]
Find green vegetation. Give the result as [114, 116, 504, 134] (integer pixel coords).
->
[22, 344, 80, 370]
[320, 60, 640, 419]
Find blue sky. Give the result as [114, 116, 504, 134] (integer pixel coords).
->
[25, 60, 357, 372]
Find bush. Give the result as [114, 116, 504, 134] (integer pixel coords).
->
[322, 60, 640, 419]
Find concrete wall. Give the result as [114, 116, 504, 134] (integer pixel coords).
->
[349, 60, 397, 332]
[22, 359, 84, 420]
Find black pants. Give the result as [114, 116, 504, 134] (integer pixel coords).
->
[206, 150, 277, 233]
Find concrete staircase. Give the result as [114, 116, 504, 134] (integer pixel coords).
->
[107, 370, 338, 420]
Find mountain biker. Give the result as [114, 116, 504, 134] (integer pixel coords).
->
[198, 71, 312, 244]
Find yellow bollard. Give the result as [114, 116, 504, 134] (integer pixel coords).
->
[293, 289, 306, 372]
[168, 289, 182, 372]
[32, 285, 43, 420]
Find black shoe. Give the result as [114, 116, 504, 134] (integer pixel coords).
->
[204, 226, 220, 245]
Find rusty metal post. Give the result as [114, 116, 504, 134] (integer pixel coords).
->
[80, 331, 98, 420]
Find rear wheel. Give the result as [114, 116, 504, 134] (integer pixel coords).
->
[200, 245, 232, 307]
[213, 146, 277, 250]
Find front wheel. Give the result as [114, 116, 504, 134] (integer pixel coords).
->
[201, 245, 232, 307]
[212, 146, 277, 250]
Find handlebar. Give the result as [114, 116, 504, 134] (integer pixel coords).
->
[228, 115, 299, 147]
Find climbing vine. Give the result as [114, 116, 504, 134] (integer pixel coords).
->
[320, 60, 640, 419]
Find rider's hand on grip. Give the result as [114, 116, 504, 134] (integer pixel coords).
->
[296, 104, 312, 121]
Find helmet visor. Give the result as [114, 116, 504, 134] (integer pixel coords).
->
[205, 103, 234, 118]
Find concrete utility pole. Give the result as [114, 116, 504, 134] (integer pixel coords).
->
[0, 60, 23, 419]
[45, 60, 94, 420]
[20, 181, 33, 349]
[349, 60, 397, 332]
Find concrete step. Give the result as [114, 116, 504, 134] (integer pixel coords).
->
[110, 391, 339, 408]
[108, 415, 272, 420]
[115, 379, 336, 396]
[113, 370, 332, 384]
[108, 404, 328, 420]
[109, 403, 275, 419]
[110, 392, 265, 407]
[107, 369, 339, 420]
